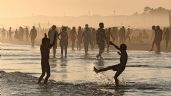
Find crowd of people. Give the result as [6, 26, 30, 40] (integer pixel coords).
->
[0, 23, 170, 55]
[0, 22, 170, 86]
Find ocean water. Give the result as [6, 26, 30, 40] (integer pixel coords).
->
[0, 42, 171, 96]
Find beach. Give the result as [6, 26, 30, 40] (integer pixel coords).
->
[0, 42, 171, 96]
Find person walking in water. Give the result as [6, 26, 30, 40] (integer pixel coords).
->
[48, 25, 58, 58]
[156, 26, 163, 53]
[38, 33, 51, 84]
[150, 25, 156, 51]
[30, 26, 37, 47]
[70, 27, 77, 50]
[163, 27, 169, 50]
[77, 26, 83, 50]
[8, 27, 12, 40]
[96, 22, 106, 59]
[59, 27, 68, 58]
[119, 26, 126, 43]
[106, 28, 112, 53]
[25, 27, 29, 41]
[94, 41, 128, 87]
[82, 24, 91, 55]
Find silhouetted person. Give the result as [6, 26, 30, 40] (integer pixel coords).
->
[82, 24, 91, 55]
[91, 28, 96, 50]
[30, 26, 37, 47]
[8, 27, 12, 40]
[38, 33, 51, 84]
[70, 27, 77, 50]
[77, 26, 83, 50]
[150, 25, 156, 51]
[96, 22, 106, 59]
[59, 27, 68, 58]
[163, 27, 170, 50]
[106, 28, 112, 53]
[48, 25, 58, 58]
[25, 27, 29, 41]
[126, 27, 132, 41]
[19, 26, 24, 40]
[14, 29, 18, 39]
[156, 26, 163, 53]
[119, 26, 126, 43]
[1, 28, 6, 39]
[94, 41, 128, 87]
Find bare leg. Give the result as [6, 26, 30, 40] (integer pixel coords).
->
[150, 40, 155, 51]
[53, 46, 56, 58]
[94, 65, 115, 73]
[44, 65, 51, 84]
[114, 71, 122, 87]
[65, 46, 67, 58]
[61, 46, 63, 57]
[38, 72, 45, 84]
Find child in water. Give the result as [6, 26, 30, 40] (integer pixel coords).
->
[38, 33, 51, 84]
[94, 41, 128, 86]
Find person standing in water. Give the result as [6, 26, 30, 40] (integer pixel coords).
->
[96, 22, 106, 59]
[70, 27, 77, 50]
[8, 27, 12, 40]
[82, 24, 91, 55]
[59, 27, 68, 58]
[30, 26, 37, 47]
[94, 41, 128, 87]
[119, 26, 126, 43]
[48, 25, 58, 58]
[163, 27, 170, 50]
[77, 26, 83, 50]
[106, 28, 112, 53]
[38, 33, 51, 84]
[25, 27, 29, 41]
[156, 26, 163, 53]
[150, 25, 156, 51]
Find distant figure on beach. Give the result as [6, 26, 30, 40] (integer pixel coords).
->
[91, 28, 96, 50]
[59, 26, 68, 58]
[8, 27, 12, 40]
[106, 28, 112, 53]
[25, 27, 29, 41]
[82, 24, 91, 55]
[94, 41, 128, 87]
[38, 33, 51, 84]
[96, 22, 106, 59]
[150, 25, 163, 53]
[156, 26, 163, 53]
[126, 27, 132, 41]
[163, 27, 170, 50]
[119, 26, 126, 43]
[70, 27, 77, 50]
[14, 29, 18, 39]
[30, 26, 37, 47]
[48, 25, 58, 58]
[77, 26, 83, 50]
[150, 25, 156, 51]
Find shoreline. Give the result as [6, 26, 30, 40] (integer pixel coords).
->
[0, 71, 113, 96]
[0, 40, 171, 52]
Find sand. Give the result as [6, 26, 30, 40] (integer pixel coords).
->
[0, 71, 113, 96]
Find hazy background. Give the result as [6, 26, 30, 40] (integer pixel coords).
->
[0, 0, 171, 28]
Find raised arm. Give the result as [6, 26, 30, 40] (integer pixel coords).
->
[109, 41, 120, 50]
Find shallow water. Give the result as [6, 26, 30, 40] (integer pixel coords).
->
[0, 42, 171, 96]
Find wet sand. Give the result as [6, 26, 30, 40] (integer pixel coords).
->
[0, 71, 113, 96]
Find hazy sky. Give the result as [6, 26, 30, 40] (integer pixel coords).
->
[0, 0, 170, 17]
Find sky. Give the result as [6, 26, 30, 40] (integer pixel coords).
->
[0, 0, 171, 17]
